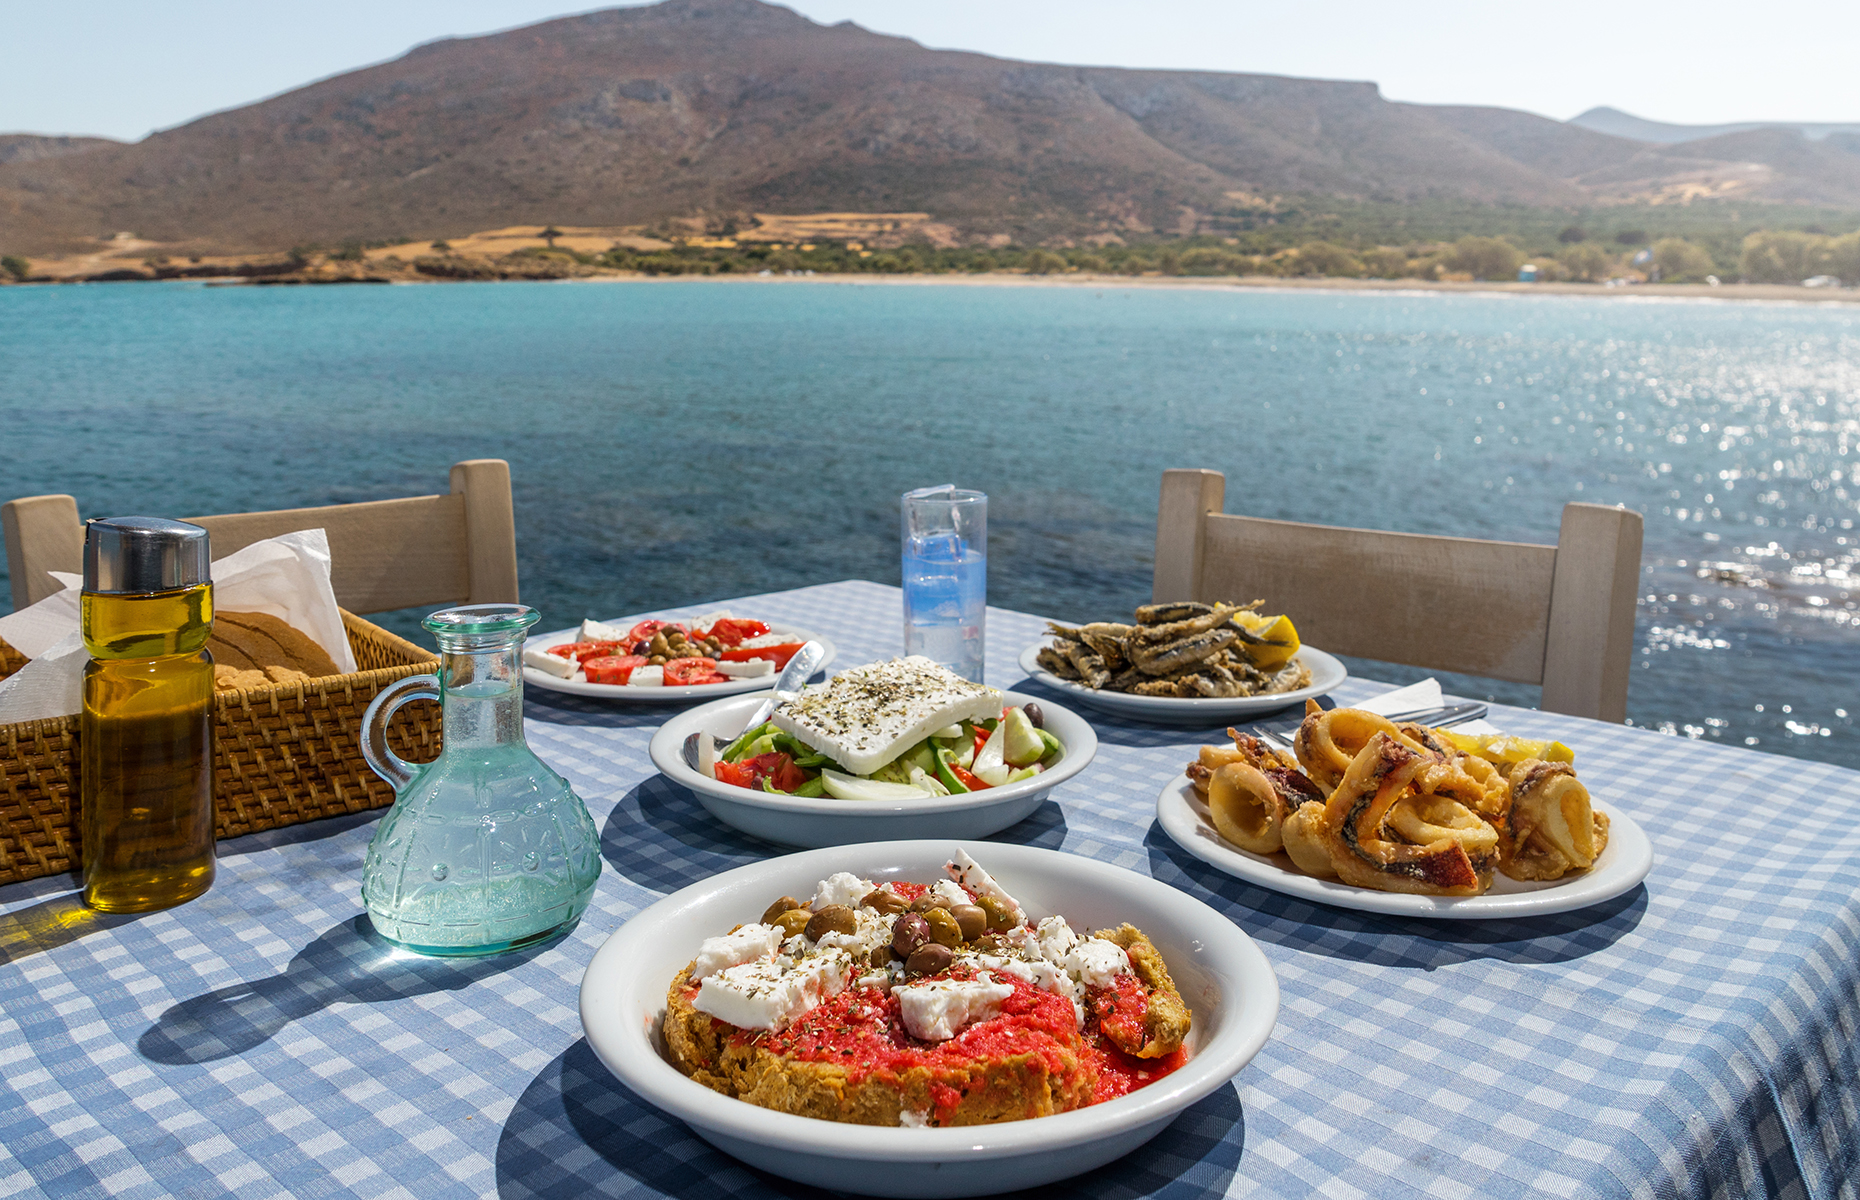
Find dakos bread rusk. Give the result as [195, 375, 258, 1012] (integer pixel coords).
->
[208, 611, 341, 692]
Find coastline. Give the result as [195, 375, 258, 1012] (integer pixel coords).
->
[6, 265, 1855, 305]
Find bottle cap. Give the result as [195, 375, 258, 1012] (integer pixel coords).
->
[83, 517, 212, 595]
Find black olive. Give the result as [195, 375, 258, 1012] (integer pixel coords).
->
[1022, 703, 1045, 729]
[891, 913, 931, 958]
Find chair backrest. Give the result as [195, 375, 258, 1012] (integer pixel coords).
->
[3, 459, 519, 615]
[1152, 468, 1642, 721]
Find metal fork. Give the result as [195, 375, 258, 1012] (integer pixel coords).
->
[1247, 701, 1488, 754]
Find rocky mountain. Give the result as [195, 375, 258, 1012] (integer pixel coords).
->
[1569, 106, 1860, 146]
[3, 0, 1858, 255]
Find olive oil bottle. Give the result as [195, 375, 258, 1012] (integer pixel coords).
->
[80, 518, 216, 912]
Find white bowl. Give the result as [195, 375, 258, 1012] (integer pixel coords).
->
[647, 690, 1098, 847]
[578, 840, 1280, 1197]
[1017, 638, 1347, 726]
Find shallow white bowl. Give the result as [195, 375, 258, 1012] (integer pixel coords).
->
[523, 619, 837, 703]
[1156, 773, 1654, 919]
[647, 690, 1097, 847]
[1017, 638, 1347, 726]
[578, 840, 1279, 1197]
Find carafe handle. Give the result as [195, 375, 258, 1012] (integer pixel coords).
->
[361, 673, 441, 793]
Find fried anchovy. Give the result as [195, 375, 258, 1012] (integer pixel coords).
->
[1063, 640, 1112, 688]
[1037, 644, 1082, 680]
[1134, 601, 1211, 626]
[1133, 627, 1238, 674]
[1076, 622, 1135, 671]
[1135, 604, 1240, 645]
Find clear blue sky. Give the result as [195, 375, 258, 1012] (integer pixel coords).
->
[4, 0, 1855, 142]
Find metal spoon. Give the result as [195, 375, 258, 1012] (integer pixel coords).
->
[681, 640, 828, 774]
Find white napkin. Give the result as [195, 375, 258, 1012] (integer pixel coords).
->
[1350, 678, 1500, 734]
[0, 528, 355, 723]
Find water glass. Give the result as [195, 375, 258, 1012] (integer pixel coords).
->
[901, 485, 987, 681]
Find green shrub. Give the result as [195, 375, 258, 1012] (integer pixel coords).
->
[1294, 241, 1365, 277]
[1559, 242, 1616, 282]
[1652, 238, 1715, 282]
[1740, 230, 1836, 282]
[1359, 247, 1408, 278]
[1448, 236, 1524, 281]
[0, 255, 28, 281]
[1024, 249, 1066, 274]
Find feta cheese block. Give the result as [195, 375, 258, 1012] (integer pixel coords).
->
[1061, 938, 1132, 989]
[714, 658, 774, 679]
[772, 656, 1003, 775]
[580, 618, 630, 643]
[895, 973, 1016, 1041]
[522, 645, 579, 679]
[691, 923, 784, 981]
[694, 949, 852, 1031]
[947, 847, 1027, 924]
[628, 665, 664, 688]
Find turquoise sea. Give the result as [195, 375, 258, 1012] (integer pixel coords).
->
[1, 278, 1855, 768]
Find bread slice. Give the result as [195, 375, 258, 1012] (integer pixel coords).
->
[210, 611, 340, 679]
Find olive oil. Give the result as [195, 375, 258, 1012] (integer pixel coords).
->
[79, 519, 216, 913]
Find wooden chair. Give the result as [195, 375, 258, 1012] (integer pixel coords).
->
[1152, 468, 1642, 722]
[3, 459, 519, 615]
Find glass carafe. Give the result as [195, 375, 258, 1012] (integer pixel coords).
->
[359, 604, 601, 956]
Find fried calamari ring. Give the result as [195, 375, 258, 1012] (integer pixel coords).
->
[1450, 753, 1512, 821]
[1207, 763, 1288, 854]
[1317, 733, 1483, 896]
[1501, 760, 1609, 881]
[1280, 802, 1336, 877]
[1386, 793, 1499, 888]
[1293, 703, 1406, 791]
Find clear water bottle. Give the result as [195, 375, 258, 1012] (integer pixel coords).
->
[359, 604, 601, 956]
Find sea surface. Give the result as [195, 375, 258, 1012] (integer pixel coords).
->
[1, 278, 1856, 768]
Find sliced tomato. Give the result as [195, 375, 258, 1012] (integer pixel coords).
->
[705, 618, 771, 647]
[548, 640, 607, 661]
[663, 656, 722, 686]
[713, 760, 755, 788]
[720, 642, 805, 669]
[972, 729, 991, 760]
[626, 620, 672, 645]
[583, 654, 647, 685]
[950, 763, 989, 791]
[768, 756, 809, 793]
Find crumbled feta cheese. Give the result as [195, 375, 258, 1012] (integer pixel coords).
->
[899, 1108, 931, 1128]
[580, 618, 629, 643]
[1061, 938, 1132, 990]
[690, 923, 783, 981]
[715, 658, 775, 678]
[946, 848, 1025, 925]
[628, 665, 664, 688]
[896, 973, 1016, 1041]
[927, 879, 971, 909]
[695, 949, 851, 1031]
[811, 871, 876, 910]
[773, 657, 1002, 775]
[690, 610, 734, 630]
[1035, 916, 1079, 963]
[523, 646, 579, 679]
[963, 952, 1084, 1027]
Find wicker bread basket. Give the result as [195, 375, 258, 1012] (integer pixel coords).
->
[0, 610, 440, 886]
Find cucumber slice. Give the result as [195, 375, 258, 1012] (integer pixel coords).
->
[819, 769, 934, 801]
[1036, 728, 1064, 765]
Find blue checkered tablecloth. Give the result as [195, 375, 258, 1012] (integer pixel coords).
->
[3, 580, 1857, 1200]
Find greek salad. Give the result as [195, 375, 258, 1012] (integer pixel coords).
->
[522, 611, 807, 689]
[710, 702, 1063, 800]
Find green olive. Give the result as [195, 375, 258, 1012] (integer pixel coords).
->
[773, 909, 812, 939]
[950, 904, 987, 941]
[910, 893, 944, 913]
[922, 906, 963, 948]
[976, 894, 1016, 932]
[762, 896, 808, 925]
[860, 888, 910, 915]
[805, 904, 856, 941]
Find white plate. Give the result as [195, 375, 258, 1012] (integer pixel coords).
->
[578, 840, 1279, 1197]
[1017, 637, 1347, 725]
[648, 690, 1097, 847]
[522, 619, 836, 702]
[1156, 773, 1653, 920]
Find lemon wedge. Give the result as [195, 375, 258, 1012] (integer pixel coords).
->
[1232, 611, 1300, 670]
[1440, 730, 1576, 766]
